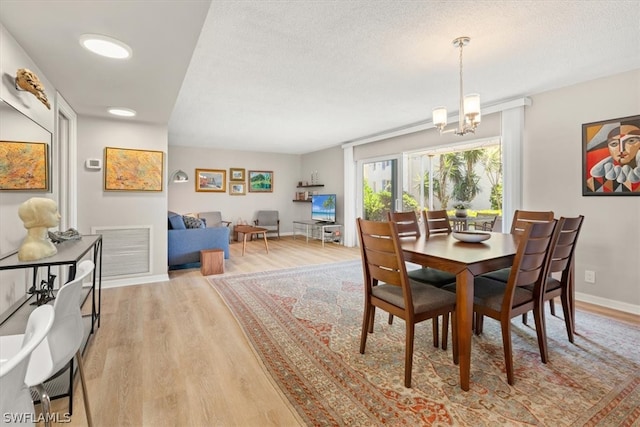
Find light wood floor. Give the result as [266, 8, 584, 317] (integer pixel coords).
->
[49, 236, 360, 426]
[48, 236, 637, 426]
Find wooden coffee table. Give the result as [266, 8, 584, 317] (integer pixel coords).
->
[233, 225, 269, 256]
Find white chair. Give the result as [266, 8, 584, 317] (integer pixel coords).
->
[0, 305, 55, 427]
[22, 260, 95, 427]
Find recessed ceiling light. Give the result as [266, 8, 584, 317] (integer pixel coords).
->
[80, 34, 132, 59]
[107, 107, 136, 117]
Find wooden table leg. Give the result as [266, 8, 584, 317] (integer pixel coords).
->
[456, 269, 474, 391]
[262, 233, 269, 253]
[242, 234, 248, 256]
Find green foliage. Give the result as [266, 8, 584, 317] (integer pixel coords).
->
[451, 149, 483, 205]
[402, 192, 419, 211]
[490, 183, 503, 210]
[363, 181, 389, 221]
[363, 181, 419, 221]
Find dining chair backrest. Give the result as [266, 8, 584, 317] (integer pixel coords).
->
[422, 210, 452, 238]
[25, 260, 94, 387]
[357, 218, 413, 314]
[510, 210, 554, 235]
[0, 305, 55, 422]
[387, 211, 421, 238]
[545, 215, 585, 281]
[504, 220, 557, 308]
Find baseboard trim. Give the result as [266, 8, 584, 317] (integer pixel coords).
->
[102, 274, 169, 289]
[575, 291, 640, 315]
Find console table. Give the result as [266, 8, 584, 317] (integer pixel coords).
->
[293, 220, 342, 247]
[0, 234, 103, 414]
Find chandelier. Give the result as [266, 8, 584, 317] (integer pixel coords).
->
[432, 37, 481, 136]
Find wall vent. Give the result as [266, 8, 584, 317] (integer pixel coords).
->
[91, 225, 151, 277]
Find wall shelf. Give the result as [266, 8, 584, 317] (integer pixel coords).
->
[292, 199, 312, 203]
[297, 184, 324, 188]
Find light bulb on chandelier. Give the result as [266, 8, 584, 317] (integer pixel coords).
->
[432, 37, 481, 136]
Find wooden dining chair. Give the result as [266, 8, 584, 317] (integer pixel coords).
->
[388, 211, 456, 287]
[443, 220, 557, 385]
[357, 218, 458, 388]
[422, 209, 452, 238]
[387, 211, 456, 348]
[522, 215, 584, 347]
[510, 210, 555, 235]
[482, 210, 554, 283]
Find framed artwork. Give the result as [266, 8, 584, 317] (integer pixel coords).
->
[0, 141, 49, 191]
[583, 114, 640, 195]
[248, 170, 273, 192]
[229, 182, 246, 195]
[104, 147, 163, 192]
[196, 168, 226, 192]
[229, 168, 245, 181]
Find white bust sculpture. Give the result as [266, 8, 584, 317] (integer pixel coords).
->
[18, 197, 60, 261]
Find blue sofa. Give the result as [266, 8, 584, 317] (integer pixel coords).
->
[168, 211, 230, 269]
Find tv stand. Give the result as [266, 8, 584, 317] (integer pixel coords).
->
[293, 220, 342, 247]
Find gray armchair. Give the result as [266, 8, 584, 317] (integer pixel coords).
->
[198, 211, 231, 228]
[254, 210, 280, 239]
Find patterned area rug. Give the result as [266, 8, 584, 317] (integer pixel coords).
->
[208, 261, 640, 426]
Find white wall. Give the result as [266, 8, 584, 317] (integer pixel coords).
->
[300, 146, 345, 224]
[167, 146, 302, 232]
[0, 23, 56, 314]
[76, 117, 169, 284]
[524, 69, 640, 312]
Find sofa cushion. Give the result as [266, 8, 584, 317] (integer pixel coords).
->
[168, 213, 186, 230]
[183, 215, 205, 229]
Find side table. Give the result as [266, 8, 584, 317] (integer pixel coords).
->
[232, 225, 269, 256]
[200, 249, 224, 275]
[200, 249, 224, 276]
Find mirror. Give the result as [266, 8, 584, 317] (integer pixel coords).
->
[0, 98, 53, 253]
[0, 98, 52, 191]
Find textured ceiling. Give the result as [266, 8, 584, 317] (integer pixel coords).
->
[1, 1, 639, 155]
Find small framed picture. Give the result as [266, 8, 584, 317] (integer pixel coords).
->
[248, 170, 273, 192]
[195, 168, 226, 192]
[230, 168, 245, 181]
[229, 182, 246, 195]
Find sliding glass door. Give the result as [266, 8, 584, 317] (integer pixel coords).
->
[359, 156, 401, 221]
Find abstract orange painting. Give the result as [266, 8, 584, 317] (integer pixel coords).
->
[0, 141, 49, 191]
[104, 147, 164, 191]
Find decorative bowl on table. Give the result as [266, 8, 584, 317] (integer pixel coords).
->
[452, 231, 491, 243]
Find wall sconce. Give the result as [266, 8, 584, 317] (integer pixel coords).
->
[171, 170, 189, 183]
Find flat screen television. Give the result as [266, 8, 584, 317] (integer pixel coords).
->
[311, 194, 336, 223]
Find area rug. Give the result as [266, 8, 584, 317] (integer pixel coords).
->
[208, 261, 640, 426]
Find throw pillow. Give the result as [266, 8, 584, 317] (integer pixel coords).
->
[183, 215, 205, 229]
[168, 214, 186, 230]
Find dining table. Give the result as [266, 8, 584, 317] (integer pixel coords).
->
[400, 231, 518, 391]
